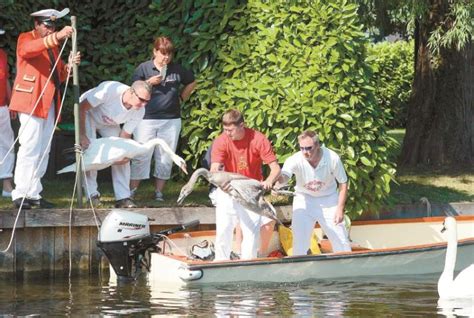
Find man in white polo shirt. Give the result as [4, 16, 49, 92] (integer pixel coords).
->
[79, 80, 151, 208]
[274, 130, 351, 254]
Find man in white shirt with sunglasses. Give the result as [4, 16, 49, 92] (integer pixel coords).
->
[79, 80, 151, 208]
[274, 130, 351, 254]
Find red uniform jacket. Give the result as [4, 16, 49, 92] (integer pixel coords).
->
[9, 29, 68, 119]
[0, 49, 9, 106]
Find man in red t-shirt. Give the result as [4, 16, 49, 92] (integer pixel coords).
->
[210, 109, 280, 260]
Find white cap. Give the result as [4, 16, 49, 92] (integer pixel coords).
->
[30, 8, 70, 24]
[0, 29, 5, 35]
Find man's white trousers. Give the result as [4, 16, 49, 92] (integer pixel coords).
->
[292, 192, 351, 255]
[0, 106, 15, 180]
[131, 118, 181, 180]
[83, 116, 130, 200]
[214, 188, 262, 260]
[12, 106, 55, 200]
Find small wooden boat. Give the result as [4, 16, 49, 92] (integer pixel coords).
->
[140, 216, 474, 286]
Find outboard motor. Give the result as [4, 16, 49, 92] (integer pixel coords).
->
[97, 210, 155, 279]
[97, 209, 199, 280]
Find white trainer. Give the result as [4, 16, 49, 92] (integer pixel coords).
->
[155, 191, 164, 202]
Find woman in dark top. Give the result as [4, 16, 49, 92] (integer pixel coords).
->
[130, 36, 196, 201]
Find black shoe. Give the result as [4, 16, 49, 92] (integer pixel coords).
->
[13, 198, 31, 210]
[114, 198, 136, 208]
[28, 198, 55, 209]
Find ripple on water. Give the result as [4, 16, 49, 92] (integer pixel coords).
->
[0, 274, 450, 317]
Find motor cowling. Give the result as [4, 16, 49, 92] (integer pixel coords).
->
[97, 210, 200, 280]
[97, 210, 156, 279]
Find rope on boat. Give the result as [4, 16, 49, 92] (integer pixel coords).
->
[155, 234, 189, 257]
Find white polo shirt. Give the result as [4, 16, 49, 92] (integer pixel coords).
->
[80, 81, 145, 134]
[281, 146, 348, 197]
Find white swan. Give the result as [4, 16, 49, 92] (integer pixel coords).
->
[57, 136, 187, 175]
[438, 216, 474, 299]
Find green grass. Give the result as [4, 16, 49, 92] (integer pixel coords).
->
[0, 129, 472, 210]
[0, 178, 211, 210]
[386, 129, 474, 205]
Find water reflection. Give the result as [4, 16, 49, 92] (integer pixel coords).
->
[438, 297, 474, 317]
[0, 274, 459, 317]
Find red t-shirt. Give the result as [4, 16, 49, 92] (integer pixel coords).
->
[211, 127, 277, 181]
[0, 49, 8, 106]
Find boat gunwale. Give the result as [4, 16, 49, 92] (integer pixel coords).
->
[164, 215, 474, 241]
[158, 237, 474, 270]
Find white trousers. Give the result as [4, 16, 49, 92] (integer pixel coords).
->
[83, 116, 131, 200]
[0, 106, 15, 179]
[292, 192, 351, 254]
[130, 118, 181, 180]
[214, 188, 262, 260]
[12, 106, 55, 200]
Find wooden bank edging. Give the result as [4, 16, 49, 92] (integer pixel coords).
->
[0, 206, 293, 229]
[0, 206, 293, 277]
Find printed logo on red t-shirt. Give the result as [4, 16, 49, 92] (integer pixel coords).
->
[237, 156, 248, 172]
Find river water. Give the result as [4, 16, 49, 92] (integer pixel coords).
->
[1, 273, 472, 317]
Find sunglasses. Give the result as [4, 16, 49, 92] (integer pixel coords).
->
[299, 146, 314, 151]
[131, 88, 150, 103]
[41, 22, 56, 29]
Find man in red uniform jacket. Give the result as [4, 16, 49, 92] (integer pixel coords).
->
[9, 8, 80, 209]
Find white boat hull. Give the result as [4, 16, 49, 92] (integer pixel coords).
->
[109, 216, 474, 286]
[149, 240, 474, 285]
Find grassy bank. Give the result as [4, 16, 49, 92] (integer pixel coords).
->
[0, 129, 472, 210]
[386, 129, 473, 205]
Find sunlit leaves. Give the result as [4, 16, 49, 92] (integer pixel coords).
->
[0, 0, 398, 219]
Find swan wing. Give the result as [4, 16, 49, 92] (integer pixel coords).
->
[211, 172, 250, 187]
[83, 137, 141, 170]
[57, 137, 143, 173]
[228, 180, 280, 222]
[229, 179, 262, 207]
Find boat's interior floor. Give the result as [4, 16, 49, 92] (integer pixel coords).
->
[159, 239, 372, 264]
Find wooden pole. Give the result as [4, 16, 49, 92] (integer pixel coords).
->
[71, 16, 83, 208]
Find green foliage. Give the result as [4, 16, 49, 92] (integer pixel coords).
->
[0, 0, 150, 119]
[356, 0, 413, 40]
[356, 1, 474, 58]
[141, 0, 397, 218]
[0, 0, 397, 218]
[366, 40, 414, 128]
[426, 1, 474, 56]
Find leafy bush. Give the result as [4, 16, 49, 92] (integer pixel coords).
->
[367, 40, 414, 128]
[142, 0, 397, 218]
[1, 0, 152, 123]
[1, 0, 397, 218]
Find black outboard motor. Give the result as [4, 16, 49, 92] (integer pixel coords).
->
[97, 209, 199, 280]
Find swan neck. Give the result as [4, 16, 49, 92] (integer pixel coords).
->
[443, 225, 457, 274]
[146, 139, 163, 149]
[188, 168, 211, 185]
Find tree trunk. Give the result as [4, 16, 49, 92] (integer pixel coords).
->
[400, 1, 474, 167]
